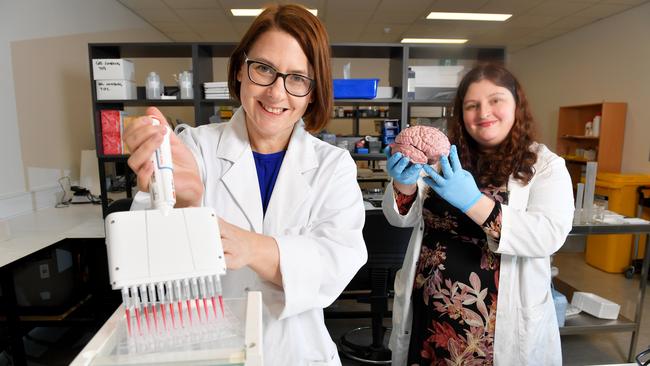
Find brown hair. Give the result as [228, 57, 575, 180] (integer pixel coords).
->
[227, 4, 332, 132]
[450, 63, 537, 187]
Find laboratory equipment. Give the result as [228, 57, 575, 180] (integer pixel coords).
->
[105, 115, 227, 348]
[146, 72, 163, 99]
[70, 292, 263, 366]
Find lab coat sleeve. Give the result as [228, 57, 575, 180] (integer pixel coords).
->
[176, 124, 207, 188]
[381, 179, 428, 228]
[274, 153, 367, 319]
[491, 153, 574, 258]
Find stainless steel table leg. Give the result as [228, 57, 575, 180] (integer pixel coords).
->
[629, 233, 650, 362]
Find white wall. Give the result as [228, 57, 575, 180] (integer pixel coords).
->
[0, 0, 166, 218]
[509, 1, 650, 174]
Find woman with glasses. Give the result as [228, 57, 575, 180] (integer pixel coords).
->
[124, 4, 366, 365]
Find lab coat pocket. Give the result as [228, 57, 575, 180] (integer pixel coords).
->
[516, 294, 559, 366]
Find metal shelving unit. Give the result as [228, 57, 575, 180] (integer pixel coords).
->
[559, 222, 650, 361]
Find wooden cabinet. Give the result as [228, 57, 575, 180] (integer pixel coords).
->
[555, 102, 627, 187]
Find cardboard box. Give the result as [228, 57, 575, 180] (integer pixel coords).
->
[92, 59, 135, 81]
[571, 292, 620, 320]
[96, 80, 137, 100]
[410, 65, 465, 88]
[101, 110, 123, 155]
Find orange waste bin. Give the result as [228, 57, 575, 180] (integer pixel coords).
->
[585, 173, 650, 273]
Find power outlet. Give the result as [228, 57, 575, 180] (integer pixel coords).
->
[39, 264, 50, 279]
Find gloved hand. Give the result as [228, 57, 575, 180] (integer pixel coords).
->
[385, 146, 423, 185]
[423, 145, 482, 212]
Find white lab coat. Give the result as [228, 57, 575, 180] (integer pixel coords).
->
[383, 143, 574, 366]
[154, 108, 366, 365]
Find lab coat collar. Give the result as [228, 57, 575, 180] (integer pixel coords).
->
[217, 108, 319, 234]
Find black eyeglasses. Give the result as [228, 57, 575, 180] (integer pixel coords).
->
[244, 54, 315, 97]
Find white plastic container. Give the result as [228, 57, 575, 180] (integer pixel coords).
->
[92, 59, 135, 81]
[96, 80, 137, 100]
[178, 71, 193, 99]
[592, 114, 601, 137]
[571, 292, 620, 320]
[375, 86, 394, 99]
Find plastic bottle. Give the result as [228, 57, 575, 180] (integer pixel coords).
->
[407, 67, 416, 100]
[592, 113, 601, 137]
[179, 71, 193, 99]
[146, 72, 162, 99]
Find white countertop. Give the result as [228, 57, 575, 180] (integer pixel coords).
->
[0, 204, 104, 267]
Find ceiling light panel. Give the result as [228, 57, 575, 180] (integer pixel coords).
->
[231, 8, 317, 16]
[426, 12, 512, 21]
[401, 38, 468, 44]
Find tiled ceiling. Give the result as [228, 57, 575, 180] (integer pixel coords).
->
[118, 0, 648, 52]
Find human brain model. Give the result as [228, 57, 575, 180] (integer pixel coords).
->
[390, 126, 450, 167]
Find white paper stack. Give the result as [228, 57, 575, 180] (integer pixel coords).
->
[204, 81, 230, 99]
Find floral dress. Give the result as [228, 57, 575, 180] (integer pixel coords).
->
[396, 185, 508, 366]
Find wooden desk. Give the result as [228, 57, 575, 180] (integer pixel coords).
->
[0, 205, 105, 366]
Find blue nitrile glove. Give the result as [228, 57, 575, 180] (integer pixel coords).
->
[385, 146, 423, 185]
[422, 145, 482, 213]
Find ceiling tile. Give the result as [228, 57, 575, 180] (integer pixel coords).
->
[326, 22, 365, 42]
[600, 0, 647, 4]
[370, 0, 435, 24]
[133, 7, 181, 22]
[175, 8, 228, 22]
[504, 15, 558, 28]
[429, 0, 489, 12]
[192, 23, 239, 41]
[357, 23, 409, 43]
[572, 3, 632, 18]
[526, 1, 594, 17]
[546, 16, 596, 30]
[478, 0, 544, 15]
[165, 31, 202, 42]
[163, 0, 220, 8]
[119, 0, 165, 10]
[150, 21, 189, 33]
[326, 11, 372, 24]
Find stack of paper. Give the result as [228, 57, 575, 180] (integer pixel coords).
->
[204, 81, 229, 99]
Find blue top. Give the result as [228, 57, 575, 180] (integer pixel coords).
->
[252, 150, 286, 215]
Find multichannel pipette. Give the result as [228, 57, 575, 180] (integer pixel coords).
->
[105, 116, 227, 338]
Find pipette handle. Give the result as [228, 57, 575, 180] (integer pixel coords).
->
[149, 117, 175, 214]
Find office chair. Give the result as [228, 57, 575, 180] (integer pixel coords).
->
[331, 209, 413, 364]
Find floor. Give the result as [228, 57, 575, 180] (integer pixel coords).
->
[0, 239, 648, 365]
[326, 238, 650, 365]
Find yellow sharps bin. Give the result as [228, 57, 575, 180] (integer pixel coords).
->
[585, 173, 650, 273]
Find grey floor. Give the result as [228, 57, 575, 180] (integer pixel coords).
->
[326, 237, 650, 365]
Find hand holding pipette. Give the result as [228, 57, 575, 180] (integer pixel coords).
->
[124, 107, 203, 207]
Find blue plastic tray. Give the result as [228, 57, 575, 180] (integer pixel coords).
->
[333, 79, 379, 99]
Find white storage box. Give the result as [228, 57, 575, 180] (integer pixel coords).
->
[410, 65, 465, 88]
[92, 59, 135, 81]
[96, 80, 137, 100]
[571, 292, 620, 320]
[375, 86, 394, 99]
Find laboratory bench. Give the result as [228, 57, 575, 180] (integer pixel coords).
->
[0, 205, 110, 366]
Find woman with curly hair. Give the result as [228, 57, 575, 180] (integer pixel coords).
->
[383, 63, 573, 365]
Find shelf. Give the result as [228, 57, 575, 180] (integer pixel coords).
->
[562, 155, 595, 164]
[407, 99, 455, 106]
[201, 99, 239, 105]
[553, 278, 636, 335]
[560, 135, 599, 140]
[351, 153, 386, 161]
[98, 155, 129, 162]
[559, 312, 635, 335]
[334, 98, 401, 106]
[96, 99, 194, 107]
